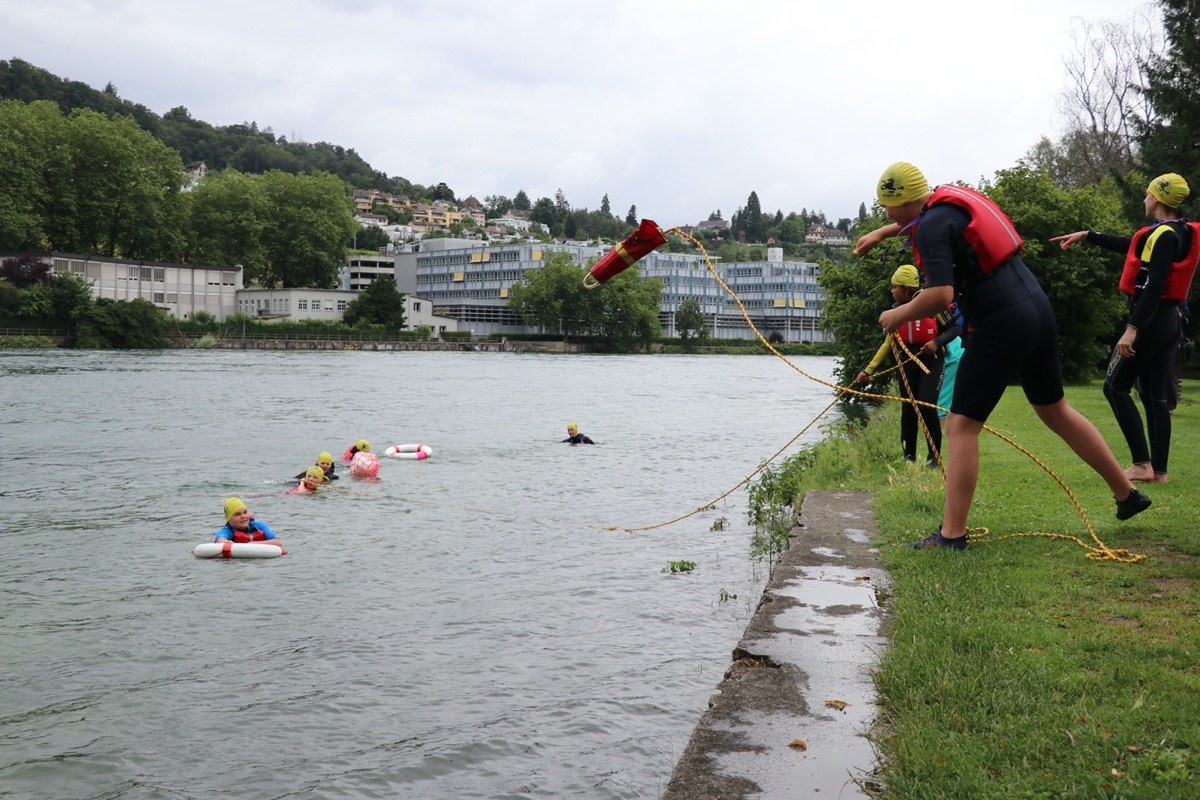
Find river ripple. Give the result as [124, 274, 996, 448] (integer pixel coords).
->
[0, 349, 838, 799]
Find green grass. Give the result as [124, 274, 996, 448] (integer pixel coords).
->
[751, 382, 1200, 798]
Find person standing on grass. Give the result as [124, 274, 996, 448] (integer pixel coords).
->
[855, 264, 959, 467]
[1051, 173, 1199, 486]
[854, 162, 1151, 549]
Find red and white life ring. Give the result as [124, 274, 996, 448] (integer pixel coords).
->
[192, 542, 285, 559]
[384, 444, 433, 460]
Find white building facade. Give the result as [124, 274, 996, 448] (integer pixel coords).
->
[394, 240, 831, 342]
[32, 252, 242, 320]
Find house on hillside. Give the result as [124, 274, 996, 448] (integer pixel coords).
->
[695, 217, 729, 235]
[184, 161, 207, 191]
[805, 224, 850, 246]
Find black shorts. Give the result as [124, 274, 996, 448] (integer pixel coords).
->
[950, 259, 1064, 422]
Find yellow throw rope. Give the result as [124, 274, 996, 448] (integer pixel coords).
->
[610, 229, 1144, 563]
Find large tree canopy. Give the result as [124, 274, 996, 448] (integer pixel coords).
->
[0, 100, 185, 260]
[507, 252, 662, 351]
[186, 169, 354, 287]
[1137, 0, 1200, 195]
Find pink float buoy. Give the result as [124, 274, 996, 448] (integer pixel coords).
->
[350, 451, 380, 478]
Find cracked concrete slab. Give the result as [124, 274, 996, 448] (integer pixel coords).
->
[661, 490, 887, 799]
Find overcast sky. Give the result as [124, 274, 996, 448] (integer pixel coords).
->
[2, 0, 1155, 228]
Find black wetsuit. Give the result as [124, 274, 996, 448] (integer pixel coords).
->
[563, 433, 597, 444]
[916, 203, 1064, 422]
[1088, 222, 1192, 473]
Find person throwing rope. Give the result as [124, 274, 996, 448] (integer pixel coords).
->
[854, 162, 1150, 549]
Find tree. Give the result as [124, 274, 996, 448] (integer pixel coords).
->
[0, 278, 19, 316]
[0, 99, 64, 251]
[0, 99, 186, 259]
[186, 169, 270, 278]
[823, 215, 899, 393]
[529, 197, 558, 230]
[257, 170, 355, 288]
[351, 224, 391, 251]
[674, 297, 708, 342]
[625, 205, 638, 226]
[731, 191, 767, 244]
[589, 267, 662, 352]
[1056, 10, 1162, 185]
[507, 252, 599, 338]
[981, 165, 1129, 380]
[0, 254, 52, 288]
[513, 189, 531, 211]
[777, 215, 806, 245]
[600, 194, 612, 216]
[60, 108, 186, 260]
[554, 188, 571, 218]
[75, 297, 169, 348]
[1138, 0, 1200, 189]
[343, 274, 406, 330]
[484, 194, 512, 218]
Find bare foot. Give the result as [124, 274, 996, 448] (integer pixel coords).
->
[1125, 464, 1155, 482]
[1150, 473, 1169, 484]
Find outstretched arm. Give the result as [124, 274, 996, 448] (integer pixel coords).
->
[853, 223, 902, 256]
[1049, 230, 1088, 250]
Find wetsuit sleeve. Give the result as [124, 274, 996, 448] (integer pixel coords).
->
[911, 204, 966, 288]
[864, 338, 892, 374]
[1085, 230, 1133, 255]
[933, 321, 961, 349]
[583, 435, 596, 444]
[1127, 225, 1181, 331]
[214, 525, 232, 543]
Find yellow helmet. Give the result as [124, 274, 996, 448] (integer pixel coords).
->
[891, 265, 920, 288]
[877, 162, 930, 207]
[1148, 173, 1190, 208]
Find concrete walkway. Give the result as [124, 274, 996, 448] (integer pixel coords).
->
[661, 490, 887, 799]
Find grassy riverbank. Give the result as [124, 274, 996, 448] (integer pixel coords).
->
[757, 382, 1199, 798]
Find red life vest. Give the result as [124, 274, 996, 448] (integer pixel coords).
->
[1119, 220, 1200, 301]
[897, 317, 938, 346]
[231, 523, 268, 543]
[911, 185, 1023, 275]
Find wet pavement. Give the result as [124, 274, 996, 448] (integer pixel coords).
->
[661, 490, 887, 799]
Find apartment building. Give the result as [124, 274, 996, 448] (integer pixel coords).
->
[394, 240, 830, 342]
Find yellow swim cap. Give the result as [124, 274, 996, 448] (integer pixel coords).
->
[891, 264, 920, 288]
[877, 162, 930, 207]
[317, 451, 333, 464]
[567, 421, 578, 431]
[1148, 173, 1190, 208]
[355, 439, 370, 452]
[305, 466, 327, 483]
[224, 497, 247, 521]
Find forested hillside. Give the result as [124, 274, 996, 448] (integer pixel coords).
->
[0, 58, 420, 196]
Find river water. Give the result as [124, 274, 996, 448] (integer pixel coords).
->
[1, 349, 838, 800]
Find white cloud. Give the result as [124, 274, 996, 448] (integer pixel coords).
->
[1, 0, 1154, 227]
